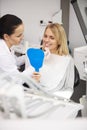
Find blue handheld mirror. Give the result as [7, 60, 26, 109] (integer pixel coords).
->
[27, 48, 44, 72]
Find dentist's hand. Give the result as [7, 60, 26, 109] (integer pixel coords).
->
[32, 71, 41, 82]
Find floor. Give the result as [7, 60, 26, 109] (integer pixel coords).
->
[70, 79, 86, 117]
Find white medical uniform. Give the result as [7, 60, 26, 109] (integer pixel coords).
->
[0, 39, 32, 83]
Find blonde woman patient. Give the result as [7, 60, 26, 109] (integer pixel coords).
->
[26, 23, 74, 99]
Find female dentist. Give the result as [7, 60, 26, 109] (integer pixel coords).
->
[0, 14, 40, 83]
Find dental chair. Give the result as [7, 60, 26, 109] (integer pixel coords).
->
[74, 65, 80, 87]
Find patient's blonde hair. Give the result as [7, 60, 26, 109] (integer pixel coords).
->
[43, 23, 69, 55]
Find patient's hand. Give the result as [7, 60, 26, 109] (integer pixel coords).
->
[32, 72, 41, 82]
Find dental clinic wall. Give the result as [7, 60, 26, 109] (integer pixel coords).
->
[69, 1, 86, 54]
[0, 0, 60, 46]
[0, 0, 86, 54]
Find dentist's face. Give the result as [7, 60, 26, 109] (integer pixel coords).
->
[42, 28, 57, 53]
[5, 24, 24, 48]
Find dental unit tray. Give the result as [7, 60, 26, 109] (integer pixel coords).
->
[0, 69, 83, 119]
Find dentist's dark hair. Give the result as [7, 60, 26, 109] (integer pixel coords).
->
[0, 14, 23, 39]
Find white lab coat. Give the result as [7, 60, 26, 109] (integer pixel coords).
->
[0, 39, 18, 72]
[0, 39, 32, 83]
